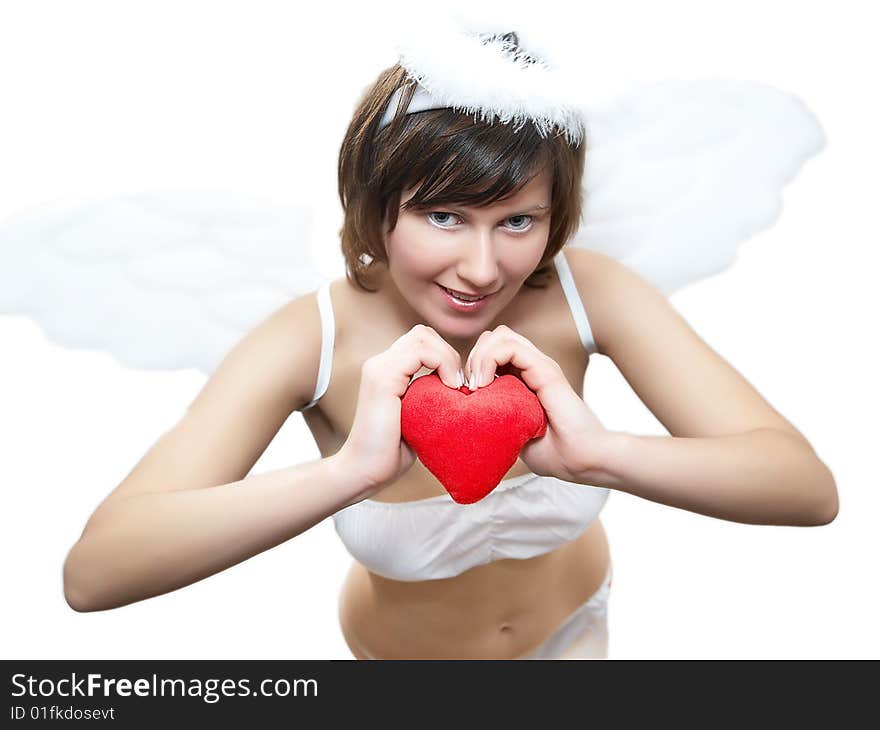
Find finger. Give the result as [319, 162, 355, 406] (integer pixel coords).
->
[472, 331, 559, 394]
[370, 327, 441, 397]
[396, 324, 461, 391]
[464, 329, 495, 388]
[467, 326, 525, 389]
[425, 327, 465, 389]
[433, 331, 467, 389]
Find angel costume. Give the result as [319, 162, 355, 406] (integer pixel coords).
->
[0, 12, 824, 659]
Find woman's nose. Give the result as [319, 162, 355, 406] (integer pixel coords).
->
[456, 230, 499, 288]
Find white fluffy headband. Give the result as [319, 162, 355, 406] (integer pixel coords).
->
[376, 20, 587, 146]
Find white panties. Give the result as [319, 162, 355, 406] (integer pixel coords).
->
[519, 560, 613, 660]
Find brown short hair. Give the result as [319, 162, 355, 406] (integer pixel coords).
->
[337, 64, 586, 292]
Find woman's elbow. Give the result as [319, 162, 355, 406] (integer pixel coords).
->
[769, 431, 839, 526]
[813, 490, 839, 526]
[806, 463, 839, 526]
[64, 583, 94, 613]
[63, 544, 97, 613]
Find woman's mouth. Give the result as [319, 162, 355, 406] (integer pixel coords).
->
[436, 283, 495, 312]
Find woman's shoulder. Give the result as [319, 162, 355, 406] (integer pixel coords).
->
[321, 271, 394, 352]
[559, 246, 608, 283]
[557, 247, 632, 357]
[562, 245, 689, 359]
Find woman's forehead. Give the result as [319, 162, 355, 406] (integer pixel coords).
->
[400, 168, 552, 209]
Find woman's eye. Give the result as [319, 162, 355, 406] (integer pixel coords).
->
[427, 212, 460, 227]
[427, 212, 534, 231]
[505, 215, 533, 231]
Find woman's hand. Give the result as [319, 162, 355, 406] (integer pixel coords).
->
[464, 325, 611, 482]
[337, 324, 463, 499]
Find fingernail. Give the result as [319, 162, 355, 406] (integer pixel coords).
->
[470, 373, 479, 390]
[457, 369, 465, 388]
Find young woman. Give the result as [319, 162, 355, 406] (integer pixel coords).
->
[62, 59, 839, 660]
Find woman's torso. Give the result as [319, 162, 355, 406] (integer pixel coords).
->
[302, 262, 611, 659]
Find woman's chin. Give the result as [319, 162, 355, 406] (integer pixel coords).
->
[430, 320, 487, 349]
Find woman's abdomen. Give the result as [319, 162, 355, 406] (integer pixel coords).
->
[337, 518, 611, 659]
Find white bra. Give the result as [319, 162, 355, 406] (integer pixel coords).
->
[333, 471, 610, 581]
[303, 249, 609, 582]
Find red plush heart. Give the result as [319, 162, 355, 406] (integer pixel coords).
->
[400, 373, 547, 504]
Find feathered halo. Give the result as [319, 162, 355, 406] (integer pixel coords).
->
[384, 14, 587, 146]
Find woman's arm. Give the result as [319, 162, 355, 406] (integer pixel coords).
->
[564, 248, 839, 526]
[63, 452, 366, 612]
[64, 454, 366, 611]
[579, 428, 837, 525]
[63, 290, 365, 612]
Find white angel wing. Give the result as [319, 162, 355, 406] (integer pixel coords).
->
[0, 189, 335, 375]
[0, 79, 824, 378]
[569, 79, 825, 294]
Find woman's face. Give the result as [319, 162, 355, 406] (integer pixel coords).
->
[382, 169, 553, 344]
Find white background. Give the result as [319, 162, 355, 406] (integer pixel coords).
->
[1, 0, 877, 659]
